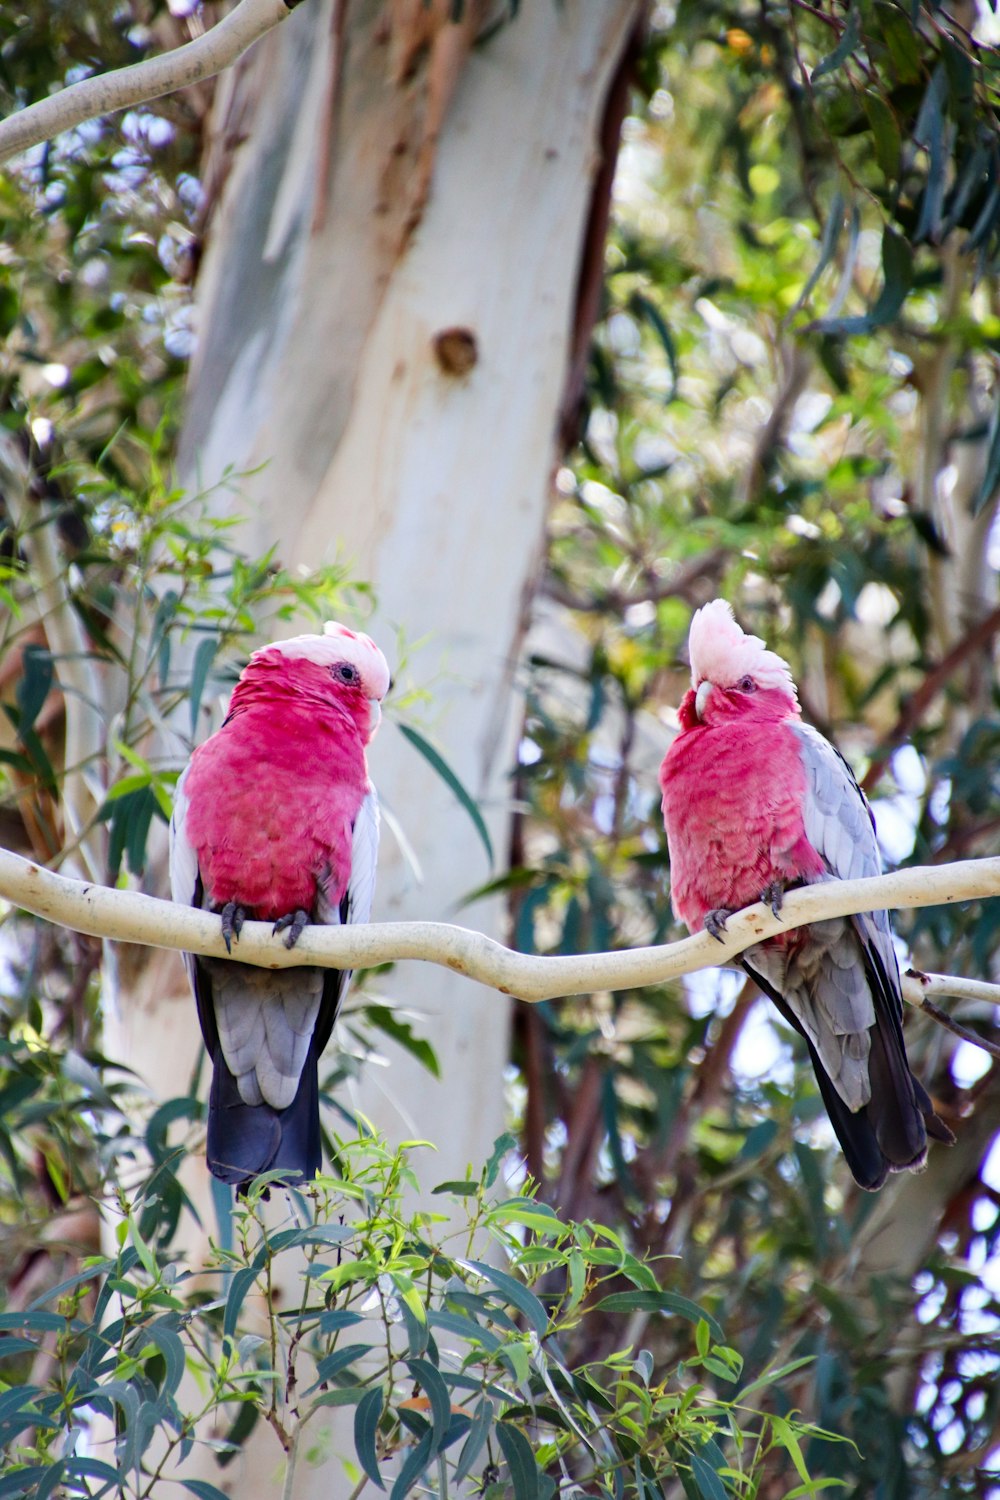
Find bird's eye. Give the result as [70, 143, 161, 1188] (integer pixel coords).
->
[737, 674, 756, 692]
[333, 662, 359, 685]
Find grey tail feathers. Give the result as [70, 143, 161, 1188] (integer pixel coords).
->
[742, 953, 953, 1191]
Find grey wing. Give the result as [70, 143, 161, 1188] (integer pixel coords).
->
[309, 787, 380, 1061]
[790, 721, 899, 981]
[746, 722, 902, 1111]
[790, 721, 881, 884]
[749, 724, 936, 1181]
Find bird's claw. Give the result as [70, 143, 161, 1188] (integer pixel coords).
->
[704, 907, 732, 943]
[273, 908, 309, 950]
[760, 880, 785, 919]
[220, 902, 246, 955]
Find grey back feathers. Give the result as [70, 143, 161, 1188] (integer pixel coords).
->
[743, 724, 897, 1113]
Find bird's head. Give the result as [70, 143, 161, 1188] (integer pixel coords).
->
[681, 599, 798, 728]
[247, 621, 391, 740]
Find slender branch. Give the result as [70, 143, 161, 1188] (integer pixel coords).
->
[0, 0, 300, 168]
[902, 968, 1000, 1060]
[541, 548, 726, 616]
[0, 845, 998, 1005]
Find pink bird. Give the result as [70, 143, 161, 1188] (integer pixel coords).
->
[659, 600, 952, 1189]
[169, 622, 390, 1191]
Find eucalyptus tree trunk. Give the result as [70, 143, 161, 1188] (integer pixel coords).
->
[104, 0, 643, 1484]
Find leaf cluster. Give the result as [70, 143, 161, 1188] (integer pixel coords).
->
[0, 1130, 839, 1500]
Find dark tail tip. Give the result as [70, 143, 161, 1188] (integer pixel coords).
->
[207, 1050, 321, 1194]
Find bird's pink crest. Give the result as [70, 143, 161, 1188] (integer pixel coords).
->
[253, 621, 391, 700]
[687, 599, 796, 699]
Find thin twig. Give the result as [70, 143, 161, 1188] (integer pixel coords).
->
[280, 1424, 300, 1500]
[903, 968, 1000, 1060]
[0, 844, 998, 1004]
[0, 0, 300, 167]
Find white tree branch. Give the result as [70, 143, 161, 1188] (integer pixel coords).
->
[1, 845, 998, 1008]
[0, 0, 300, 168]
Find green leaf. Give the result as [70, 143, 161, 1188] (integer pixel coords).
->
[140, 1323, 186, 1397]
[862, 92, 901, 181]
[189, 635, 219, 736]
[875, 1, 923, 84]
[739, 1118, 778, 1161]
[362, 1005, 440, 1079]
[814, 226, 912, 335]
[495, 1421, 540, 1500]
[309, 1386, 369, 1409]
[223, 1264, 261, 1343]
[483, 1131, 517, 1189]
[868, 227, 913, 326]
[594, 1291, 725, 1344]
[974, 389, 1000, 516]
[389, 1430, 433, 1500]
[487, 1197, 563, 1236]
[311, 1343, 372, 1388]
[914, 66, 949, 242]
[432, 1306, 502, 1352]
[182, 1482, 232, 1500]
[629, 291, 679, 401]
[406, 1357, 452, 1454]
[316, 1309, 366, 1335]
[104, 773, 154, 803]
[353, 1385, 385, 1491]
[459, 1259, 549, 1336]
[397, 722, 493, 866]
[941, 143, 990, 237]
[790, 191, 844, 316]
[0, 1336, 38, 1359]
[690, 1451, 727, 1500]
[148, 589, 179, 685]
[454, 1397, 494, 1486]
[16, 644, 54, 733]
[63, 1457, 122, 1486]
[793, 1141, 829, 1247]
[0, 1467, 50, 1499]
[812, 6, 860, 81]
[738, 1356, 816, 1399]
[770, 1414, 813, 1485]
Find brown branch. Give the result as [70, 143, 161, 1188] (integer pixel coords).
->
[557, 6, 649, 449]
[542, 547, 727, 616]
[918, 996, 1000, 1060]
[787, 0, 843, 33]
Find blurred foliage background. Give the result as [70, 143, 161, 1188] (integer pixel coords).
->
[0, 0, 999, 1495]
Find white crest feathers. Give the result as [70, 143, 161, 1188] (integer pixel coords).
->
[253, 621, 391, 700]
[687, 599, 797, 698]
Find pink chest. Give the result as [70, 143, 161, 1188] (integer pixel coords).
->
[660, 720, 818, 930]
[183, 704, 367, 918]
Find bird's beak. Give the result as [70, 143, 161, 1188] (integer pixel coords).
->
[695, 680, 712, 721]
[368, 700, 382, 738]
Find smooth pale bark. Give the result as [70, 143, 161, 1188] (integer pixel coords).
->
[138, 0, 644, 1177]
[102, 0, 643, 1488]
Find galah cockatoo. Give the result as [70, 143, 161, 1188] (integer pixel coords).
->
[659, 599, 952, 1190]
[169, 622, 390, 1192]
